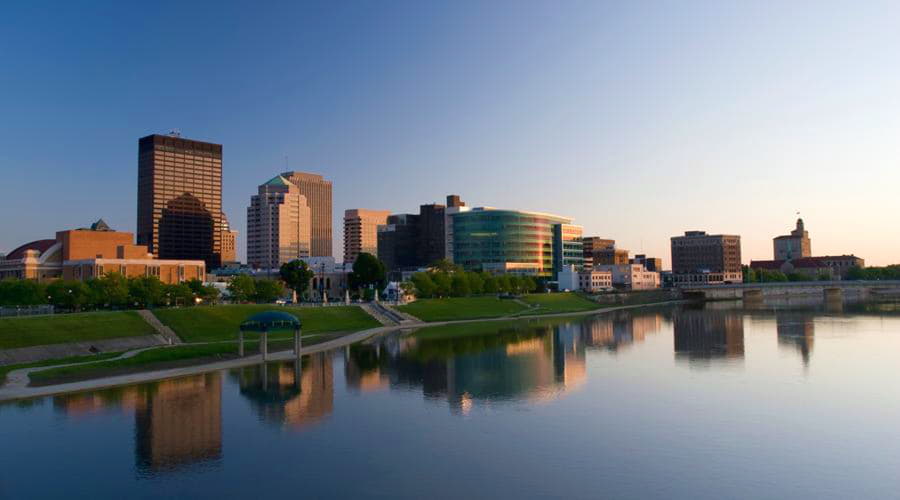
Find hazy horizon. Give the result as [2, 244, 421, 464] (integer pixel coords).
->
[2, 1, 899, 266]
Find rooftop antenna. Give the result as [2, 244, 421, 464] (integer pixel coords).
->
[167, 128, 182, 138]
[284, 154, 289, 169]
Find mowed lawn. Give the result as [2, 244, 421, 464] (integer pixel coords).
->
[397, 297, 528, 322]
[153, 305, 380, 342]
[519, 293, 600, 314]
[0, 311, 155, 349]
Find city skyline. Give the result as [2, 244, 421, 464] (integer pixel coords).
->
[2, 2, 900, 265]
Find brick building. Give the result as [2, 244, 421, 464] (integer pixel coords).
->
[0, 220, 205, 284]
[670, 231, 742, 285]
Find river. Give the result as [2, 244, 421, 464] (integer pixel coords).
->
[2, 300, 899, 499]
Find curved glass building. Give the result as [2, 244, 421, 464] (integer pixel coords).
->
[451, 208, 583, 277]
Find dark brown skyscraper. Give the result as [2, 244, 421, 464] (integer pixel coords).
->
[138, 134, 223, 269]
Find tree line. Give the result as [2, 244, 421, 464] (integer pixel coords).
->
[742, 266, 831, 283]
[407, 260, 539, 298]
[0, 273, 220, 310]
[845, 265, 900, 281]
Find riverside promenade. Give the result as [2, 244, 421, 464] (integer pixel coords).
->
[0, 301, 684, 402]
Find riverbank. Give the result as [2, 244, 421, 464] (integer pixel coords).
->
[0, 299, 688, 402]
[395, 293, 601, 321]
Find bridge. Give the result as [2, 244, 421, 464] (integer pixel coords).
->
[679, 280, 900, 301]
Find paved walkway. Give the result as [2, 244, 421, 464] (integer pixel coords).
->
[0, 300, 686, 402]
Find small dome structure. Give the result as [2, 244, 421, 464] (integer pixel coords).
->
[239, 311, 301, 332]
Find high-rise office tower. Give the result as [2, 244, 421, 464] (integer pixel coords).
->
[246, 175, 312, 269]
[219, 215, 238, 265]
[343, 209, 391, 264]
[137, 134, 224, 269]
[281, 171, 332, 257]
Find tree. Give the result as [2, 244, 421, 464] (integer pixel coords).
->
[87, 273, 130, 308]
[47, 280, 90, 311]
[482, 274, 498, 294]
[280, 259, 314, 302]
[496, 275, 512, 294]
[507, 275, 522, 294]
[400, 281, 416, 300]
[451, 273, 471, 297]
[348, 253, 386, 296]
[128, 276, 164, 308]
[787, 272, 813, 282]
[410, 272, 436, 298]
[254, 279, 285, 303]
[521, 276, 537, 294]
[758, 270, 788, 283]
[430, 259, 462, 273]
[164, 283, 194, 306]
[467, 272, 484, 295]
[431, 272, 452, 297]
[846, 266, 866, 281]
[228, 275, 257, 303]
[186, 278, 205, 296]
[742, 266, 757, 284]
[0, 279, 47, 306]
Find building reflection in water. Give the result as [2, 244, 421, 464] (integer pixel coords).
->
[54, 373, 223, 473]
[580, 311, 663, 351]
[776, 312, 815, 366]
[673, 306, 745, 363]
[344, 314, 660, 415]
[231, 352, 334, 431]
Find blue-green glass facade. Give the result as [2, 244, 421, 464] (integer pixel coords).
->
[452, 209, 583, 277]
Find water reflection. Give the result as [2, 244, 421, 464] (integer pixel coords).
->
[344, 313, 665, 414]
[54, 373, 222, 473]
[231, 353, 334, 430]
[673, 307, 744, 363]
[10, 302, 900, 498]
[776, 312, 816, 366]
[581, 311, 664, 351]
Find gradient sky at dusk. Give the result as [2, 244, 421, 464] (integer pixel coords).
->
[2, 1, 900, 265]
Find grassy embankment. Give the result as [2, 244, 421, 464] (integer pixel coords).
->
[396, 297, 529, 322]
[516, 293, 600, 315]
[0, 352, 121, 386]
[153, 305, 380, 342]
[27, 337, 325, 387]
[0, 311, 155, 349]
[25, 305, 381, 386]
[397, 293, 601, 322]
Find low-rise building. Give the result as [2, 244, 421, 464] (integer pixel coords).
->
[596, 264, 660, 290]
[578, 268, 613, 293]
[670, 231, 742, 285]
[0, 220, 205, 284]
[452, 207, 583, 278]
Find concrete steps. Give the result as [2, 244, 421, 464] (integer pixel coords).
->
[137, 309, 182, 344]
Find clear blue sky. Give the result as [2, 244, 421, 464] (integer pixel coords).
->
[2, 1, 899, 265]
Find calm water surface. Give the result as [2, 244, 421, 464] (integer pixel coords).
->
[2, 301, 900, 499]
